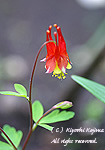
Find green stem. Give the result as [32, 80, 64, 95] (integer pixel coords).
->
[22, 40, 55, 150]
[0, 127, 17, 150]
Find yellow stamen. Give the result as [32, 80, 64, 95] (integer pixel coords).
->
[52, 71, 67, 80]
[52, 61, 71, 80]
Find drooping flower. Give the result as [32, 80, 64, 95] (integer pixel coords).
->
[41, 24, 72, 79]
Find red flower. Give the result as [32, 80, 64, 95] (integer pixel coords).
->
[41, 24, 72, 79]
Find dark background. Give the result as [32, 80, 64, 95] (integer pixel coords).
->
[0, 0, 105, 150]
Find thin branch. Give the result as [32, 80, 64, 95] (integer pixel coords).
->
[22, 40, 55, 150]
[0, 127, 17, 150]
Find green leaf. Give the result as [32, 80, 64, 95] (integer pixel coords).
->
[0, 91, 28, 99]
[39, 123, 54, 131]
[39, 110, 75, 124]
[0, 91, 24, 97]
[14, 84, 27, 97]
[71, 75, 105, 103]
[32, 100, 44, 122]
[1, 125, 23, 148]
[0, 141, 13, 150]
[0, 83, 28, 100]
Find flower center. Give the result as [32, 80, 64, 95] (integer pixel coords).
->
[51, 62, 67, 80]
[52, 71, 67, 80]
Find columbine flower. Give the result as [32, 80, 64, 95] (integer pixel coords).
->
[41, 24, 72, 79]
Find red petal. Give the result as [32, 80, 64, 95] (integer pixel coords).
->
[56, 27, 69, 58]
[46, 56, 56, 73]
[49, 25, 53, 40]
[46, 30, 55, 57]
[57, 56, 68, 73]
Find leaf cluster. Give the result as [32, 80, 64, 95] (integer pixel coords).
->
[32, 100, 75, 131]
[0, 84, 75, 149]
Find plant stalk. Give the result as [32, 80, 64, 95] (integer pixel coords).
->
[22, 41, 55, 150]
